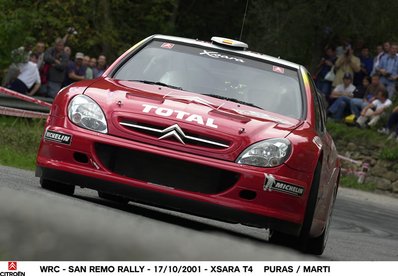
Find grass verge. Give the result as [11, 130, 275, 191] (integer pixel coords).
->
[0, 116, 45, 170]
[340, 175, 376, 192]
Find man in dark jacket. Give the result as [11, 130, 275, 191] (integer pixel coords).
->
[42, 38, 69, 98]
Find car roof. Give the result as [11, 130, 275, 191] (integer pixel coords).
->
[151, 34, 301, 70]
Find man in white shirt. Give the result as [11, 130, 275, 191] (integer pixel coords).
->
[8, 53, 41, 96]
[356, 88, 392, 127]
[328, 72, 356, 120]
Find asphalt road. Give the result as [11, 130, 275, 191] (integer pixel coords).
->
[0, 165, 397, 261]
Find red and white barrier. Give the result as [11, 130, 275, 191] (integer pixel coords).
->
[338, 154, 362, 165]
[0, 105, 48, 119]
[0, 86, 52, 119]
[0, 86, 52, 108]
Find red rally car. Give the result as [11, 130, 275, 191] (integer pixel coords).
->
[36, 35, 340, 255]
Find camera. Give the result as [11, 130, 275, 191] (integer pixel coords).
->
[67, 27, 78, 35]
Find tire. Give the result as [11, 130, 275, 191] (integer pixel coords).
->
[98, 191, 129, 204]
[270, 160, 334, 255]
[269, 161, 322, 251]
[300, 160, 339, 255]
[40, 177, 75, 196]
[304, 184, 337, 255]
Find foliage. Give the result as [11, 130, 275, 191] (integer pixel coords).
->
[340, 175, 376, 192]
[0, 116, 44, 170]
[379, 146, 398, 161]
[2, 0, 398, 76]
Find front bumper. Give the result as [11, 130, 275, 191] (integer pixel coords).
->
[36, 125, 313, 236]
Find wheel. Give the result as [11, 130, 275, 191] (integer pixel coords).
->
[304, 183, 337, 255]
[98, 191, 129, 204]
[40, 177, 75, 196]
[269, 161, 323, 252]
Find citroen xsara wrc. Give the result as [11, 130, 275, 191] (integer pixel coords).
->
[36, 35, 340, 255]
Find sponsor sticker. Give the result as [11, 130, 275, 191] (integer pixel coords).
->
[161, 43, 175, 49]
[264, 174, 304, 197]
[272, 66, 285, 74]
[44, 130, 72, 145]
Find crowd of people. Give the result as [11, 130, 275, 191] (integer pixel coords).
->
[314, 40, 398, 141]
[2, 34, 108, 99]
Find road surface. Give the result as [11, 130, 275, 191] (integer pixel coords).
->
[0, 165, 397, 260]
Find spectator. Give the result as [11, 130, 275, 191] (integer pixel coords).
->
[95, 55, 107, 78]
[64, 46, 72, 57]
[64, 52, 87, 86]
[89, 57, 97, 68]
[356, 88, 392, 128]
[328, 73, 356, 120]
[378, 106, 398, 140]
[315, 45, 337, 100]
[354, 46, 373, 87]
[370, 44, 383, 76]
[42, 38, 69, 98]
[372, 41, 390, 74]
[89, 57, 98, 78]
[33, 41, 46, 70]
[83, 55, 93, 79]
[351, 75, 384, 118]
[8, 53, 41, 96]
[374, 42, 398, 99]
[332, 45, 361, 87]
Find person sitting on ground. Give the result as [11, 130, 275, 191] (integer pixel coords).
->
[356, 88, 392, 128]
[328, 73, 356, 120]
[377, 105, 398, 141]
[8, 53, 41, 96]
[350, 75, 384, 118]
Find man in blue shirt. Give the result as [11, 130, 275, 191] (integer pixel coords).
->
[375, 43, 398, 99]
[64, 52, 87, 86]
[354, 46, 373, 87]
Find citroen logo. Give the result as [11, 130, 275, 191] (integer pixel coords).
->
[158, 124, 186, 144]
[119, 121, 229, 148]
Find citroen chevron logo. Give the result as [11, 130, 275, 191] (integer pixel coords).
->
[8, 262, 17, 271]
[119, 122, 229, 148]
[158, 124, 186, 144]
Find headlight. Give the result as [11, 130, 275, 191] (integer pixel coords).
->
[236, 138, 291, 167]
[68, 95, 107, 133]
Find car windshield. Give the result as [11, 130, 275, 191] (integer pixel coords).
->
[113, 40, 303, 119]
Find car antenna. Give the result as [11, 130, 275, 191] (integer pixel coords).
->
[239, 0, 250, 41]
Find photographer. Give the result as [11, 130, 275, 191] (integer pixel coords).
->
[332, 45, 361, 87]
[375, 43, 398, 99]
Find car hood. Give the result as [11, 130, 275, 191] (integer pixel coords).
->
[83, 78, 303, 161]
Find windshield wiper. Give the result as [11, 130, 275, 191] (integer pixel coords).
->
[129, 80, 183, 90]
[202, 94, 263, 110]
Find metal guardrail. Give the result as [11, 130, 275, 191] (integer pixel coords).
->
[0, 86, 52, 118]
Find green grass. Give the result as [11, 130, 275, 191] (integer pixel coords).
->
[326, 120, 385, 145]
[327, 120, 398, 161]
[0, 116, 45, 170]
[379, 145, 398, 161]
[340, 175, 376, 192]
